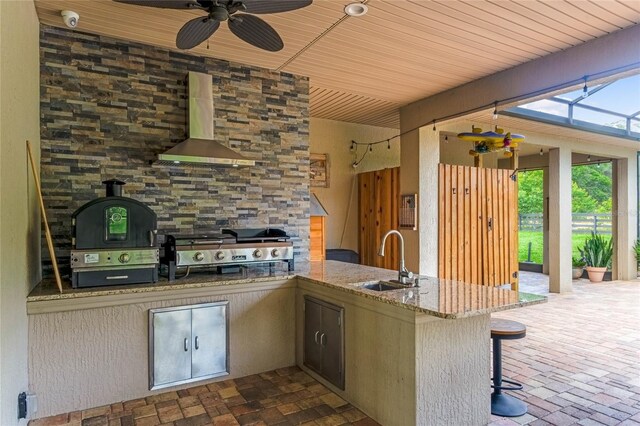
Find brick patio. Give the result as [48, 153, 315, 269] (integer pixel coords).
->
[491, 273, 640, 425]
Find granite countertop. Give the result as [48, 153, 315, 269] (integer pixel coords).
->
[28, 260, 546, 318]
[297, 261, 546, 319]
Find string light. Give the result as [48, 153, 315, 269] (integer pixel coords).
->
[539, 148, 543, 156]
[587, 154, 591, 162]
[445, 135, 449, 143]
[350, 140, 356, 151]
[348, 65, 633, 150]
[387, 139, 391, 149]
[369, 144, 372, 152]
[493, 102, 499, 120]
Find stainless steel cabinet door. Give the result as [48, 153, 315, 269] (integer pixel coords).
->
[191, 304, 228, 378]
[304, 297, 323, 373]
[320, 305, 344, 390]
[151, 308, 192, 387]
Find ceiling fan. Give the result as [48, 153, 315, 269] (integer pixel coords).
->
[114, 0, 313, 51]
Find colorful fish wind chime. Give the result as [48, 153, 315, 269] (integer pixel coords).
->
[457, 126, 525, 159]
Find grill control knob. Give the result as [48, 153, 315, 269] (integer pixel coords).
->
[271, 249, 280, 257]
[215, 251, 225, 261]
[194, 252, 204, 262]
[119, 253, 130, 264]
[253, 249, 263, 259]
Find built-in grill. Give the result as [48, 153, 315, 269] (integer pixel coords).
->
[70, 179, 159, 288]
[161, 228, 294, 281]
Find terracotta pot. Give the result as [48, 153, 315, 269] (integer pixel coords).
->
[572, 268, 584, 280]
[585, 266, 607, 283]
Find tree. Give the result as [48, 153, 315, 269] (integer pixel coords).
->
[572, 163, 612, 205]
[518, 170, 543, 213]
[572, 182, 599, 213]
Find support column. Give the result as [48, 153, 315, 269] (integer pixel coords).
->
[400, 127, 439, 275]
[542, 167, 550, 275]
[612, 157, 638, 280]
[548, 148, 573, 293]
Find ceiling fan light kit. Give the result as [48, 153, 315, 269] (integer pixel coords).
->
[344, 2, 368, 17]
[114, 0, 313, 51]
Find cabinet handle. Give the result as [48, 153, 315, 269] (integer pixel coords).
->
[314, 331, 320, 344]
[183, 338, 189, 352]
[195, 336, 199, 350]
[320, 333, 326, 347]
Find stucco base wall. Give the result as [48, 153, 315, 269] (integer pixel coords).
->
[28, 283, 296, 418]
[415, 314, 491, 426]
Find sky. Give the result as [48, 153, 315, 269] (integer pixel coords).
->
[518, 74, 640, 132]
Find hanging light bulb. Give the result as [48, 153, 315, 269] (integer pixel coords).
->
[493, 102, 499, 120]
[445, 135, 449, 143]
[369, 144, 373, 152]
[582, 77, 588, 99]
[587, 154, 592, 162]
[432, 120, 436, 131]
[539, 148, 543, 156]
[387, 139, 391, 150]
[350, 140, 356, 151]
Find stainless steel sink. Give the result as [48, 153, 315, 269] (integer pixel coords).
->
[360, 281, 407, 291]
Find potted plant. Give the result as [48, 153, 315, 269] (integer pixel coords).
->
[578, 232, 613, 283]
[571, 257, 585, 280]
[634, 240, 640, 276]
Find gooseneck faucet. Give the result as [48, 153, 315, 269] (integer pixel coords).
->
[378, 230, 414, 285]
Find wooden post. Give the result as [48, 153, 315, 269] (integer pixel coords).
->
[474, 155, 483, 168]
[510, 149, 519, 170]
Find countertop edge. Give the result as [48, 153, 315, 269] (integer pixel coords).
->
[27, 261, 547, 317]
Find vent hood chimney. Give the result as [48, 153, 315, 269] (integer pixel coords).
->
[156, 71, 255, 167]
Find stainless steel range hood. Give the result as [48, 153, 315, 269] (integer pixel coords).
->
[157, 71, 255, 167]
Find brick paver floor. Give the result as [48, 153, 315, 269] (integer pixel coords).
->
[491, 273, 640, 425]
[30, 273, 639, 426]
[29, 366, 379, 426]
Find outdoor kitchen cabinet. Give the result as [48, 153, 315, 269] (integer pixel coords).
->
[303, 296, 344, 389]
[149, 301, 229, 390]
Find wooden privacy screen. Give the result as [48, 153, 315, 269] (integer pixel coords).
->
[438, 164, 518, 290]
[310, 216, 326, 261]
[358, 167, 400, 270]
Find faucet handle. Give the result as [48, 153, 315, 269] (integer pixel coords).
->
[399, 270, 414, 285]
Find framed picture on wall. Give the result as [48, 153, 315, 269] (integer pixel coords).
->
[400, 194, 417, 230]
[310, 153, 330, 188]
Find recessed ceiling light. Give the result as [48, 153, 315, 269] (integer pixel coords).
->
[344, 2, 368, 17]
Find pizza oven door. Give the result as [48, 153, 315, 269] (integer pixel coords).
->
[73, 197, 157, 249]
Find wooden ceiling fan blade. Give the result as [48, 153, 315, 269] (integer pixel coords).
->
[176, 17, 221, 49]
[113, 0, 203, 9]
[228, 14, 284, 52]
[241, 0, 312, 14]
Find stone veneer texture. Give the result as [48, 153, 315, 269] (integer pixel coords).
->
[39, 25, 310, 274]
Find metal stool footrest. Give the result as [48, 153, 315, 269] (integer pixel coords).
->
[491, 378, 523, 391]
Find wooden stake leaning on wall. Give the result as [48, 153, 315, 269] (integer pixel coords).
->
[26, 140, 63, 293]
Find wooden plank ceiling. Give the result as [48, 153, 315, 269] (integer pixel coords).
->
[35, 0, 640, 129]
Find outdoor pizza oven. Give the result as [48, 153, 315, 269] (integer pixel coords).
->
[70, 179, 159, 288]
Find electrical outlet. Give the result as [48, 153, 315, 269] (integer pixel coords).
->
[17, 392, 37, 419]
[26, 393, 38, 419]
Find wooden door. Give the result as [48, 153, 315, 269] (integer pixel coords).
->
[438, 164, 518, 290]
[358, 167, 400, 270]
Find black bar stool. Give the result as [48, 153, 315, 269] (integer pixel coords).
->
[490, 318, 527, 417]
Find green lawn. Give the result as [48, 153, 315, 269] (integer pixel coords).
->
[518, 231, 612, 264]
